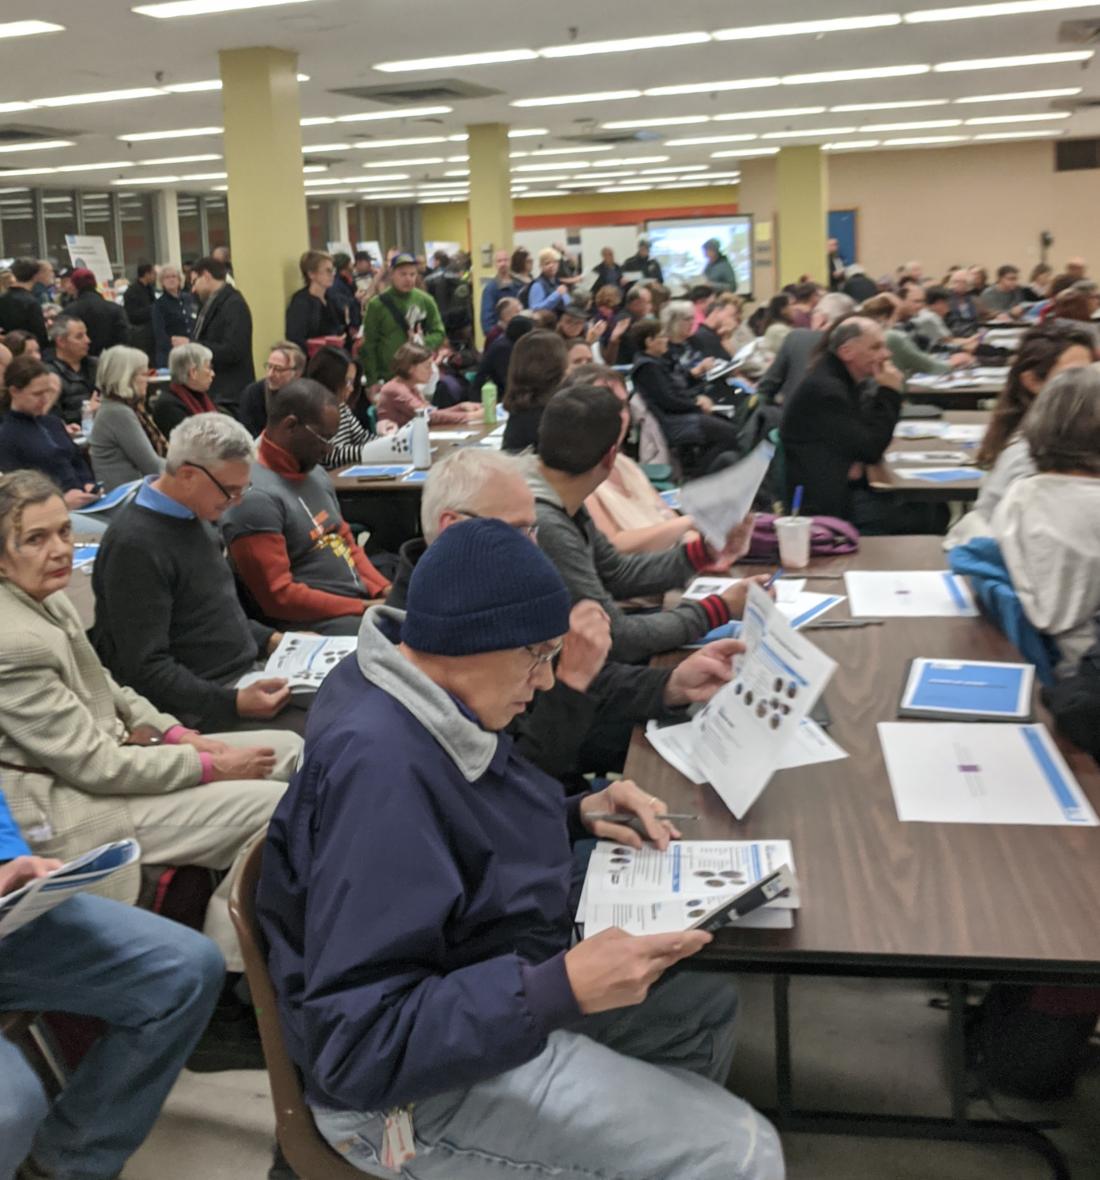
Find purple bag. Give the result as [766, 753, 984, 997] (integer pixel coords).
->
[744, 513, 860, 562]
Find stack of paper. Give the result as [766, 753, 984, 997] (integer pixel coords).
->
[894, 421, 948, 440]
[903, 467, 983, 484]
[578, 840, 799, 936]
[237, 634, 357, 693]
[845, 570, 977, 618]
[899, 659, 1034, 721]
[681, 577, 845, 631]
[338, 464, 413, 479]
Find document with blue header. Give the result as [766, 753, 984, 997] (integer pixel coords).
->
[338, 464, 413, 478]
[899, 658, 1034, 721]
[878, 722, 1097, 826]
[845, 570, 978, 618]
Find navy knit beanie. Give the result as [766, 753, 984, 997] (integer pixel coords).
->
[402, 517, 572, 656]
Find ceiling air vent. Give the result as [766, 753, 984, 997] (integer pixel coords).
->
[1056, 137, 1100, 171]
[327, 80, 501, 104]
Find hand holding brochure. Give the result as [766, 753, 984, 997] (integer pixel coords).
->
[0, 840, 140, 939]
[237, 634, 357, 693]
[678, 440, 774, 549]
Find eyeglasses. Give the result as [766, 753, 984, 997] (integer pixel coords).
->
[265, 361, 296, 375]
[456, 510, 538, 541]
[524, 639, 564, 677]
[302, 421, 339, 446]
[183, 461, 250, 504]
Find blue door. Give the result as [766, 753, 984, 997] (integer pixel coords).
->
[828, 210, 857, 266]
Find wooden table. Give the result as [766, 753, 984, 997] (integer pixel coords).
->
[904, 376, 1005, 411]
[330, 420, 499, 551]
[869, 410, 988, 503]
[624, 537, 1097, 1176]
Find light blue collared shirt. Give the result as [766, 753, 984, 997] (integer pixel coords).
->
[135, 475, 193, 520]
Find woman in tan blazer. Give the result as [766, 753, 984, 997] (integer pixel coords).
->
[0, 469, 301, 969]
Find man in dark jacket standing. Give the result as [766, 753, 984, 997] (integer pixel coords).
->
[67, 269, 130, 357]
[122, 262, 158, 365]
[191, 255, 254, 415]
[257, 517, 782, 1180]
[780, 316, 904, 530]
[0, 258, 49, 349]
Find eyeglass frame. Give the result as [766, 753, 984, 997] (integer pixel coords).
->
[524, 638, 564, 677]
[301, 420, 340, 447]
[182, 460, 250, 504]
[454, 509, 538, 542]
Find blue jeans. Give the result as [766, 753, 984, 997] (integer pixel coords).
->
[313, 971, 784, 1180]
[0, 894, 224, 1180]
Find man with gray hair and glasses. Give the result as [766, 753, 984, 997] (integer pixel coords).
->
[387, 447, 746, 776]
[92, 413, 299, 733]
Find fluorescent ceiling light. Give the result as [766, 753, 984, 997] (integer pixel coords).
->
[56, 161, 136, 173]
[906, 1, 1100, 23]
[0, 103, 34, 113]
[300, 117, 334, 126]
[508, 151, 530, 158]
[711, 147, 781, 158]
[859, 119, 963, 131]
[0, 140, 72, 153]
[507, 174, 571, 182]
[515, 190, 572, 197]
[448, 134, 468, 142]
[512, 89, 641, 107]
[567, 179, 619, 187]
[363, 157, 443, 167]
[419, 197, 464, 203]
[713, 15, 901, 39]
[210, 186, 228, 191]
[508, 128, 549, 138]
[639, 165, 710, 174]
[655, 181, 714, 188]
[934, 50, 1093, 71]
[35, 87, 167, 108]
[361, 191, 416, 199]
[954, 87, 1082, 102]
[831, 99, 949, 112]
[112, 175, 179, 184]
[444, 169, 470, 176]
[337, 105, 453, 123]
[713, 107, 827, 120]
[133, 0, 319, 16]
[597, 185, 650, 193]
[964, 111, 1072, 123]
[598, 156, 669, 166]
[376, 49, 537, 72]
[301, 165, 328, 173]
[446, 155, 469, 162]
[539, 31, 710, 57]
[972, 129, 1064, 138]
[352, 136, 447, 149]
[180, 171, 227, 180]
[305, 189, 354, 195]
[582, 171, 639, 180]
[514, 160, 592, 171]
[783, 64, 931, 85]
[882, 135, 968, 144]
[138, 153, 222, 165]
[823, 139, 882, 150]
[119, 126, 223, 141]
[645, 78, 778, 96]
[761, 126, 858, 139]
[0, 21, 64, 38]
[302, 143, 352, 153]
[305, 173, 409, 184]
[665, 134, 759, 146]
[531, 145, 615, 155]
[162, 80, 222, 93]
[602, 116, 711, 129]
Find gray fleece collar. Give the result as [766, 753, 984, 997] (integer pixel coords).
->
[524, 463, 562, 509]
[356, 605, 499, 782]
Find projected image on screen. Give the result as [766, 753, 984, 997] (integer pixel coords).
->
[645, 217, 753, 296]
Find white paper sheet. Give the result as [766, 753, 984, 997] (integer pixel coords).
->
[941, 423, 989, 443]
[583, 898, 793, 935]
[690, 583, 836, 818]
[844, 570, 978, 618]
[888, 450, 967, 465]
[879, 722, 1098, 826]
[677, 440, 774, 549]
[894, 421, 948, 440]
[238, 634, 357, 691]
[428, 429, 477, 440]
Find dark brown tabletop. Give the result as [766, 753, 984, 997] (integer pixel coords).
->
[869, 410, 988, 502]
[624, 536, 1100, 981]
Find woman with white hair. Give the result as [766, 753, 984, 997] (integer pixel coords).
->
[152, 264, 196, 367]
[153, 342, 217, 436]
[89, 345, 166, 490]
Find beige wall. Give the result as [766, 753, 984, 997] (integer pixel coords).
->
[739, 140, 1100, 302]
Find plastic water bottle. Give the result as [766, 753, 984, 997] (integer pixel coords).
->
[481, 380, 498, 424]
[80, 399, 95, 438]
[410, 408, 431, 470]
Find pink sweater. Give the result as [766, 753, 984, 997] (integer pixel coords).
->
[377, 378, 469, 427]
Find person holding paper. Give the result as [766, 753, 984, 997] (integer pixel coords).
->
[780, 316, 907, 531]
[529, 385, 766, 663]
[260, 519, 783, 1180]
[91, 414, 299, 733]
[0, 468, 301, 971]
[0, 792, 224, 1180]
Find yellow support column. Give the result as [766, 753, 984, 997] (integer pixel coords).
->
[776, 146, 829, 288]
[218, 47, 308, 374]
[466, 123, 513, 346]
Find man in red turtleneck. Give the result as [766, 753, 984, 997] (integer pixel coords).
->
[221, 378, 389, 635]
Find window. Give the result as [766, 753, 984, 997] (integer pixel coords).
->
[178, 193, 202, 260]
[308, 200, 327, 250]
[41, 189, 78, 267]
[117, 191, 155, 271]
[0, 187, 36, 258]
[205, 196, 229, 251]
[79, 192, 119, 265]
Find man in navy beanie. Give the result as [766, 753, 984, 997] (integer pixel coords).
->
[258, 518, 783, 1180]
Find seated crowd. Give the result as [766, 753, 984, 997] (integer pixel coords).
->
[2, 236, 1100, 1180]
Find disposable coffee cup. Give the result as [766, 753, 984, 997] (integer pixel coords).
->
[774, 516, 811, 569]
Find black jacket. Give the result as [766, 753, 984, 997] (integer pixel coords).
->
[152, 290, 197, 367]
[755, 328, 824, 406]
[386, 537, 676, 777]
[237, 378, 270, 438]
[841, 273, 878, 304]
[621, 254, 663, 283]
[471, 335, 514, 395]
[688, 323, 732, 362]
[0, 287, 48, 349]
[44, 352, 97, 426]
[67, 289, 130, 358]
[1046, 634, 1100, 762]
[284, 288, 348, 351]
[780, 352, 901, 520]
[193, 284, 255, 413]
[123, 280, 157, 363]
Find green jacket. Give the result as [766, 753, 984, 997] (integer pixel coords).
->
[886, 328, 950, 379]
[359, 288, 444, 385]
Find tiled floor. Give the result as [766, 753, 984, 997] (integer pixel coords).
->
[124, 975, 1100, 1179]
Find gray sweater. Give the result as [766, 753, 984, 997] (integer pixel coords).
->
[89, 397, 164, 491]
[526, 466, 717, 663]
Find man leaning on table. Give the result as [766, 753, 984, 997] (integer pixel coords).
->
[259, 517, 783, 1180]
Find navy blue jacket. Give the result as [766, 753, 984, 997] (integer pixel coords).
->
[257, 610, 584, 1114]
[480, 276, 524, 334]
[0, 411, 93, 492]
[0, 791, 30, 861]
